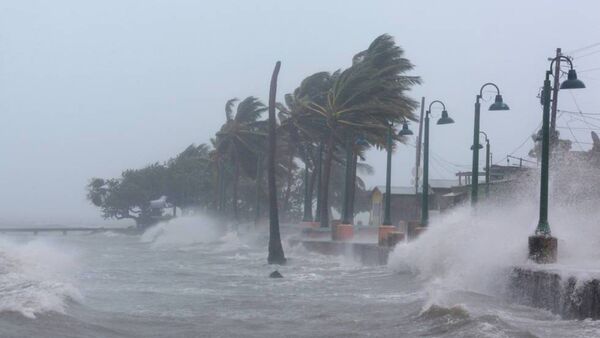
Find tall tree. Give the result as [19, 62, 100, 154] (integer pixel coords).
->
[167, 144, 212, 213]
[214, 97, 268, 222]
[305, 34, 421, 227]
[267, 61, 286, 265]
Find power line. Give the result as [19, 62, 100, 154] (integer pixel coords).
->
[578, 66, 600, 73]
[565, 120, 585, 151]
[559, 109, 600, 115]
[557, 126, 600, 131]
[574, 49, 600, 59]
[566, 42, 600, 55]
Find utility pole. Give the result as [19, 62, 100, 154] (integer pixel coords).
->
[414, 97, 425, 195]
[550, 48, 561, 132]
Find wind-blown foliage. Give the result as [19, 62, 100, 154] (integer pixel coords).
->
[87, 145, 213, 227]
[214, 96, 268, 221]
[300, 34, 421, 226]
[86, 33, 419, 232]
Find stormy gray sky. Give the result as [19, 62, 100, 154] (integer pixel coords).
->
[1, 0, 600, 225]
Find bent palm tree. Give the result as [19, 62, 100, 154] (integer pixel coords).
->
[267, 61, 286, 265]
[214, 96, 268, 222]
[306, 34, 421, 227]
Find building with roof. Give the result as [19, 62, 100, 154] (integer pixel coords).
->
[368, 179, 465, 227]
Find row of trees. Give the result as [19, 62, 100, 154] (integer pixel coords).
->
[87, 34, 421, 229]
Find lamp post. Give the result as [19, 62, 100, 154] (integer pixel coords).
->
[471, 83, 509, 205]
[529, 56, 585, 263]
[421, 100, 455, 226]
[474, 131, 491, 198]
[483, 132, 491, 198]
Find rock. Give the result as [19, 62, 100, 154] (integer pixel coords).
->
[269, 270, 283, 278]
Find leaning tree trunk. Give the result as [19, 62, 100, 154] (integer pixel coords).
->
[232, 155, 240, 224]
[267, 61, 286, 265]
[319, 131, 335, 228]
[308, 163, 317, 207]
[282, 149, 295, 221]
[215, 160, 222, 212]
[347, 152, 358, 224]
[254, 154, 263, 226]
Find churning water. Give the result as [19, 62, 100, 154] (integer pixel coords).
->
[2, 208, 600, 337]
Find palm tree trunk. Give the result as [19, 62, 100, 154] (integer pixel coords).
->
[282, 150, 294, 221]
[233, 156, 240, 223]
[315, 142, 323, 223]
[341, 141, 353, 224]
[347, 152, 358, 224]
[267, 61, 286, 265]
[319, 132, 335, 227]
[215, 160, 222, 212]
[302, 154, 313, 222]
[219, 164, 227, 212]
[255, 154, 263, 226]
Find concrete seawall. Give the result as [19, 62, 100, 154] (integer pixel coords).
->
[289, 239, 391, 266]
[509, 266, 600, 320]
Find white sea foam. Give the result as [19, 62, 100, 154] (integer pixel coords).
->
[140, 215, 224, 248]
[0, 238, 81, 318]
[388, 161, 600, 299]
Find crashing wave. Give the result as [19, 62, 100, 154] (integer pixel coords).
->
[0, 238, 81, 318]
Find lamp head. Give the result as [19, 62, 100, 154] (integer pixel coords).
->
[489, 94, 510, 111]
[398, 122, 414, 136]
[560, 69, 586, 89]
[470, 144, 484, 150]
[436, 110, 455, 125]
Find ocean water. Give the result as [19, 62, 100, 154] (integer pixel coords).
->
[1, 211, 600, 338]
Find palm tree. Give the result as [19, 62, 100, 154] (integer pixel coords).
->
[277, 72, 337, 222]
[214, 96, 268, 222]
[304, 34, 421, 227]
[267, 61, 286, 265]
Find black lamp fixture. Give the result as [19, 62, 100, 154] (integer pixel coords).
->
[398, 121, 414, 136]
[560, 69, 586, 89]
[437, 110, 455, 125]
[489, 94, 510, 111]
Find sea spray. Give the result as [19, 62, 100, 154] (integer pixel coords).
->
[388, 158, 600, 303]
[140, 215, 223, 248]
[0, 237, 81, 318]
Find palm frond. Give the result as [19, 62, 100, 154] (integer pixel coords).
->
[235, 96, 267, 123]
[225, 98, 238, 121]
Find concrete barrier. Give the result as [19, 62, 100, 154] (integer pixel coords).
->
[509, 266, 600, 320]
[289, 239, 391, 266]
[332, 224, 353, 241]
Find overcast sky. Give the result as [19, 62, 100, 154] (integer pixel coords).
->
[1, 0, 600, 225]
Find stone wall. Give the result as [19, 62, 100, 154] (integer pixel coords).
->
[509, 267, 600, 320]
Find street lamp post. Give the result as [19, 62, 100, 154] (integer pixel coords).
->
[471, 83, 509, 205]
[479, 131, 491, 197]
[421, 100, 455, 227]
[529, 56, 585, 263]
